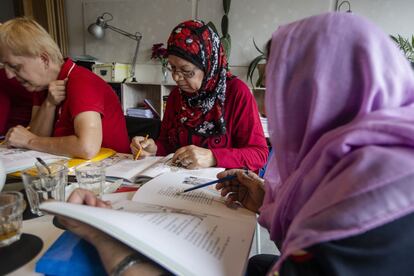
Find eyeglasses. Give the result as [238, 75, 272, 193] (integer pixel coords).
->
[0, 62, 21, 74]
[165, 65, 196, 79]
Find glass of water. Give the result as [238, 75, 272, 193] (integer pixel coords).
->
[75, 162, 105, 196]
[22, 162, 68, 216]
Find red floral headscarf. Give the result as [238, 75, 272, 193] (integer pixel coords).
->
[167, 20, 233, 137]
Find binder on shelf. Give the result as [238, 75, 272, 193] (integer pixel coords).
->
[143, 99, 160, 119]
[126, 108, 154, 118]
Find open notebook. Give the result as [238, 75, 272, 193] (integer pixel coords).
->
[104, 153, 224, 184]
[40, 172, 256, 276]
[0, 146, 115, 174]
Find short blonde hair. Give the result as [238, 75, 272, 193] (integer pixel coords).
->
[0, 17, 63, 64]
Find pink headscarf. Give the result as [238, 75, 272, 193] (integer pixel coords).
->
[259, 12, 414, 273]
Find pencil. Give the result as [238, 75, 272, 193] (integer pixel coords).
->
[134, 134, 149, 160]
[179, 174, 237, 194]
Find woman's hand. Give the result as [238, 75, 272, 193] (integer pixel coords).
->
[58, 189, 165, 275]
[172, 145, 216, 169]
[5, 125, 36, 148]
[58, 189, 112, 244]
[130, 136, 157, 158]
[47, 78, 67, 106]
[216, 169, 265, 213]
[58, 189, 135, 273]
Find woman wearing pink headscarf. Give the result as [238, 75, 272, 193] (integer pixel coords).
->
[56, 13, 414, 276]
[217, 12, 414, 275]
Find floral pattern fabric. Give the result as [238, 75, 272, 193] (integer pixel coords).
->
[167, 20, 233, 137]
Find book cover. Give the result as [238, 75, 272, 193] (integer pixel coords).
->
[35, 231, 106, 276]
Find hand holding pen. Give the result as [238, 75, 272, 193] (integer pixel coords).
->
[178, 174, 237, 194]
[130, 134, 157, 160]
[2, 126, 33, 148]
[215, 169, 265, 213]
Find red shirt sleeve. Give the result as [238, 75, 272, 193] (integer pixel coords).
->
[210, 79, 268, 171]
[0, 88, 10, 135]
[155, 88, 180, 156]
[66, 80, 105, 118]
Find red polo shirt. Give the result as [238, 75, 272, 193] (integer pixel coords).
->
[33, 59, 130, 153]
[0, 69, 33, 135]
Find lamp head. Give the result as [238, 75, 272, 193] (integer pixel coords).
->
[88, 13, 112, 39]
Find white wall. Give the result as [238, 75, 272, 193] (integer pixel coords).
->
[351, 0, 414, 38]
[66, 0, 334, 66]
[198, 0, 332, 66]
[65, 0, 414, 83]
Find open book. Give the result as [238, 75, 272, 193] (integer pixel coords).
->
[40, 172, 256, 276]
[104, 153, 224, 184]
[0, 146, 115, 174]
[0, 146, 69, 174]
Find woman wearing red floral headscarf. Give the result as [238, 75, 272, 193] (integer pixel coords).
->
[131, 20, 268, 170]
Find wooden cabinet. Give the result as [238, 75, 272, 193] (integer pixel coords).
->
[109, 82, 176, 119]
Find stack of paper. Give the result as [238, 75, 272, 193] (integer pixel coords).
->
[126, 108, 154, 118]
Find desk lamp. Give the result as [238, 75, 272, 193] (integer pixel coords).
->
[336, 0, 352, 12]
[87, 12, 142, 82]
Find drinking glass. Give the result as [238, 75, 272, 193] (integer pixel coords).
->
[22, 163, 68, 216]
[0, 191, 25, 247]
[75, 162, 105, 196]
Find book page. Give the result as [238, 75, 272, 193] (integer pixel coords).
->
[40, 200, 255, 276]
[0, 146, 68, 173]
[133, 172, 255, 221]
[105, 154, 225, 182]
[139, 154, 225, 179]
[104, 155, 163, 181]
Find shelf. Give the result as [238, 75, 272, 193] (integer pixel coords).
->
[117, 82, 176, 119]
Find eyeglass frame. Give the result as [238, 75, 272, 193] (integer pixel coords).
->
[0, 62, 22, 74]
[165, 64, 197, 79]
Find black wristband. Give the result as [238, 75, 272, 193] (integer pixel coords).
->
[110, 253, 144, 276]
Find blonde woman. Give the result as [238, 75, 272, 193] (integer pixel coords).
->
[0, 18, 130, 158]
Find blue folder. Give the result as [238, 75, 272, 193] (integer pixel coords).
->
[35, 231, 106, 276]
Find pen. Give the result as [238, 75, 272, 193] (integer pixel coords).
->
[36, 157, 52, 175]
[179, 174, 237, 194]
[134, 134, 149, 160]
